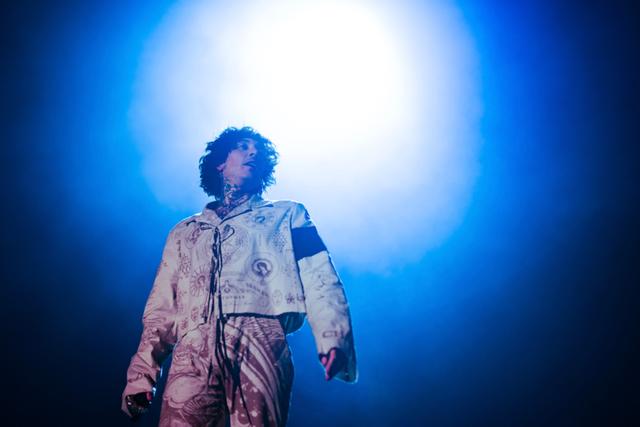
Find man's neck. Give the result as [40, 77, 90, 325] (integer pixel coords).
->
[215, 181, 254, 218]
[222, 181, 250, 206]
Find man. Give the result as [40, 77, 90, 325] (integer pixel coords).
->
[122, 127, 357, 426]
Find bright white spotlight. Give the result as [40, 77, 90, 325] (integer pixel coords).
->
[130, 0, 481, 272]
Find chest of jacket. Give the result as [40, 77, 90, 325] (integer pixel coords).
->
[172, 204, 307, 335]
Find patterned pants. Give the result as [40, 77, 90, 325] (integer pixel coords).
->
[159, 316, 293, 427]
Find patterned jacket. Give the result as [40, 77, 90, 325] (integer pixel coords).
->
[123, 195, 357, 402]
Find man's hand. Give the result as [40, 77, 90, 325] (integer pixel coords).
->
[125, 391, 153, 421]
[320, 348, 347, 381]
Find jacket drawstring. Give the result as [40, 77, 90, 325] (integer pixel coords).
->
[202, 226, 222, 323]
[206, 225, 253, 425]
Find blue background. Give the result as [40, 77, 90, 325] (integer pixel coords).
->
[2, 1, 638, 426]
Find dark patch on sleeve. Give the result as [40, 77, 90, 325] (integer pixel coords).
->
[292, 226, 327, 261]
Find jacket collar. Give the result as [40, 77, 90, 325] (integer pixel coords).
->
[200, 193, 273, 224]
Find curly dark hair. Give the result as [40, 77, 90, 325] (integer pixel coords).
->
[199, 126, 279, 199]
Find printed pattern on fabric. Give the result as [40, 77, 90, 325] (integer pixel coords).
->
[159, 316, 293, 427]
[123, 195, 357, 418]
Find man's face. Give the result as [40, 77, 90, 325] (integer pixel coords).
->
[217, 138, 263, 188]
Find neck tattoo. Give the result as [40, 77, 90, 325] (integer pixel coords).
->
[215, 181, 252, 219]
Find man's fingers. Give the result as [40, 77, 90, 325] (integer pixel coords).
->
[327, 349, 336, 367]
[320, 348, 347, 380]
[324, 349, 337, 380]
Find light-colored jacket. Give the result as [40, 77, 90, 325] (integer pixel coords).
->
[123, 195, 356, 404]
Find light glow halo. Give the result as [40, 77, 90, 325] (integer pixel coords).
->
[130, 0, 481, 271]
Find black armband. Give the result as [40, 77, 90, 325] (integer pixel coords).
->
[292, 226, 327, 261]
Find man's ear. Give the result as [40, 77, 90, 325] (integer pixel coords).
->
[216, 162, 225, 172]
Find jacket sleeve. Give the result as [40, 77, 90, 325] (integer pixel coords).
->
[291, 203, 357, 383]
[122, 227, 180, 414]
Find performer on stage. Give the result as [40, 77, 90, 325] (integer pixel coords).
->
[122, 126, 357, 426]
